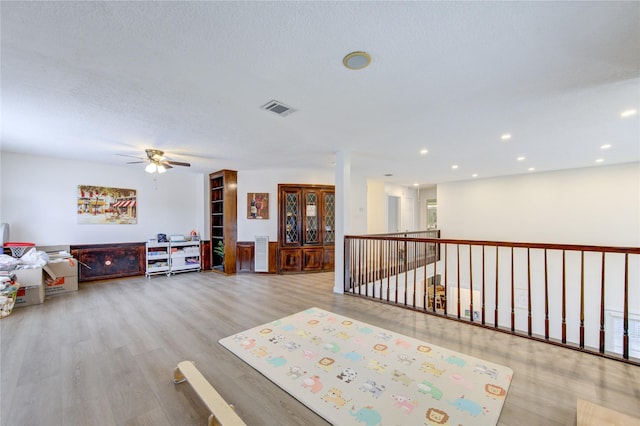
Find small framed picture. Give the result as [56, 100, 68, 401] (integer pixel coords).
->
[247, 193, 269, 219]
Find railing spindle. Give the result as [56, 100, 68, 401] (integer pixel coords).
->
[580, 251, 585, 349]
[358, 239, 363, 296]
[544, 249, 549, 340]
[386, 240, 391, 302]
[412, 242, 417, 308]
[495, 245, 499, 328]
[395, 240, 399, 304]
[469, 244, 474, 322]
[511, 247, 515, 332]
[423, 241, 428, 311]
[375, 239, 378, 295]
[444, 243, 448, 317]
[562, 250, 567, 344]
[456, 244, 461, 319]
[527, 248, 532, 337]
[623, 253, 629, 359]
[482, 245, 486, 325]
[599, 252, 606, 353]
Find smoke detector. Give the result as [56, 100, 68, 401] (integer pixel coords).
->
[261, 100, 296, 117]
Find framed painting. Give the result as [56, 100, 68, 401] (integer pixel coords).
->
[247, 192, 269, 219]
[78, 185, 137, 224]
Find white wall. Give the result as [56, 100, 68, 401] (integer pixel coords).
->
[366, 180, 386, 234]
[0, 154, 344, 247]
[349, 174, 368, 235]
[437, 162, 640, 246]
[1, 152, 205, 245]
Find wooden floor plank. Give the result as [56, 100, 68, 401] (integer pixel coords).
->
[577, 399, 640, 426]
[1, 271, 639, 425]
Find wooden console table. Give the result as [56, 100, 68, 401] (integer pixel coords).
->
[71, 243, 145, 282]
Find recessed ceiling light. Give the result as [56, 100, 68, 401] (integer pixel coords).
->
[472, 173, 478, 178]
[451, 164, 459, 169]
[343, 51, 371, 70]
[621, 109, 637, 118]
[420, 149, 428, 155]
[601, 144, 612, 150]
[528, 167, 535, 172]
[413, 183, 419, 187]
[517, 156, 526, 161]
[501, 133, 512, 140]
[595, 158, 605, 163]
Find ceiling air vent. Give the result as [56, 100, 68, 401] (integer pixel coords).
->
[261, 100, 296, 117]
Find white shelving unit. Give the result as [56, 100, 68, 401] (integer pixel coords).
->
[169, 240, 201, 274]
[146, 240, 201, 277]
[146, 242, 170, 277]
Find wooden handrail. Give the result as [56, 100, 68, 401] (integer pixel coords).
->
[346, 234, 640, 254]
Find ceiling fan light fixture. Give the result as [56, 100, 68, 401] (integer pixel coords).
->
[145, 163, 157, 173]
[157, 164, 167, 173]
[343, 51, 371, 70]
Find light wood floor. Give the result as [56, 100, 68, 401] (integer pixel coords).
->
[1, 271, 639, 425]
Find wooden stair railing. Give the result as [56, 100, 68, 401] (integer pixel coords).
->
[344, 234, 640, 366]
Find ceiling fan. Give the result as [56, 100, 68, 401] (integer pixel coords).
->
[121, 149, 191, 173]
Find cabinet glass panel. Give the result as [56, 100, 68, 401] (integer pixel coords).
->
[323, 192, 335, 243]
[285, 193, 298, 244]
[305, 192, 318, 243]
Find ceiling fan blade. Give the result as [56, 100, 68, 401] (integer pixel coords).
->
[126, 161, 146, 164]
[117, 153, 146, 160]
[166, 160, 191, 167]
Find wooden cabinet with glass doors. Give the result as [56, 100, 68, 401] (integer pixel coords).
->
[278, 184, 335, 273]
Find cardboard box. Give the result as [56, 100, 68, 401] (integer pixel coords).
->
[43, 258, 78, 279]
[44, 275, 78, 296]
[15, 284, 45, 307]
[12, 267, 44, 287]
[43, 258, 78, 297]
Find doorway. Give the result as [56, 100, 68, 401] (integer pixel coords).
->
[387, 195, 400, 233]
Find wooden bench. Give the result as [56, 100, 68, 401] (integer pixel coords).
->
[173, 360, 247, 426]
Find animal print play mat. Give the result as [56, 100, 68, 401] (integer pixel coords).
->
[219, 307, 513, 425]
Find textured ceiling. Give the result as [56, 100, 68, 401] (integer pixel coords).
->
[1, 1, 639, 186]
